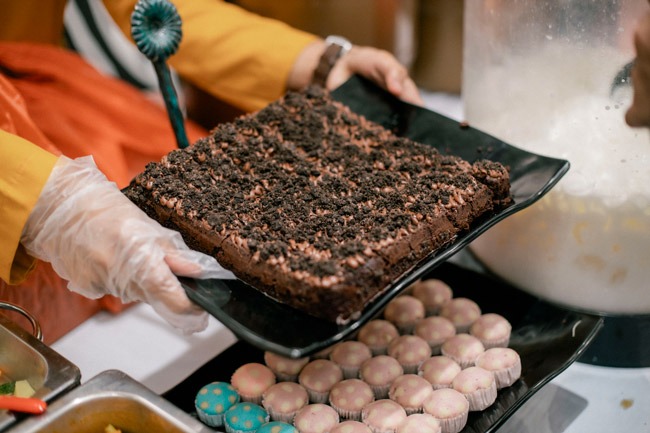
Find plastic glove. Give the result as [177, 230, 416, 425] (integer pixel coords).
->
[20, 155, 235, 334]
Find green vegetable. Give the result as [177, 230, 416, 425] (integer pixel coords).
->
[0, 381, 15, 395]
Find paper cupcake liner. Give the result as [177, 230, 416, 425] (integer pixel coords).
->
[196, 411, 224, 428]
[340, 366, 362, 380]
[367, 346, 388, 356]
[267, 409, 297, 424]
[438, 411, 468, 433]
[239, 393, 264, 406]
[396, 323, 417, 335]
[330, 404, 362, 422]
[478, 336, 511, 350]
[466, 381, 497, 412]
[367, 383, 391, 400]
[272, 372, 299, 383]
[306, 389, 330, 404]
[400, 363, 421, 375]
[493, 362, 522, 389]
[403, 406, 424, 416]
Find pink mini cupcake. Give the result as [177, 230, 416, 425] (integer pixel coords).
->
[422, 388, 469, 433]
[264, 351, 310, 382]
[414, 316, 457, 355]
[387, 335, 432, 374]
[451, 366, 497, 411]
[469, 313, 512, 349]
[230, 362, 276, 405]
[298, 359, 344, 404]
[388, 374, 434, 415]
[384, 295, 426, 334]
[359, 355, 404, 399]
[410, 279, 453, 316]
[329, 379, 375, 421]
[440, 334, 485, 369]
[440, 298, 481, 333]
[330, 420, 373, 433]
[329, 341, 373, 379]
[357, 320, 400, 356]
[311, 345, 336, 360]
[418, 356, 462, 390]
[262, 381, 309, 423]
[293, 403, 340, 433]
[396, 413, 441, 433]
[475, 347, 522, 389]
[361, 399, 407, 433]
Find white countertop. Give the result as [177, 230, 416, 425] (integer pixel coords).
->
[50, 92, 650, 432]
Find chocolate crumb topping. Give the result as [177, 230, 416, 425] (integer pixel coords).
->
[124, 86, 511, 323]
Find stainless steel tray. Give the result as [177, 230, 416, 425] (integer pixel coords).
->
[0, 314, 80, 432]
[6, 370, 215, 433]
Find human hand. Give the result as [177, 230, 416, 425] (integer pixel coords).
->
[20, 156, 235, 334]
[328, 45, 424, 107]
[626, 11, 650, 127]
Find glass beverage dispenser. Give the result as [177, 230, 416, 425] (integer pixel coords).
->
[462, 0, 650, 314]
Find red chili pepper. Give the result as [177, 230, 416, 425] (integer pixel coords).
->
[0, 395, 47, 414]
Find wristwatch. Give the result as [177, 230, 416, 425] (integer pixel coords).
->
[312, 35, 353, 87]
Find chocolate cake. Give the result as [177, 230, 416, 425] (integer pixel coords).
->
[123, 86, 511, 323]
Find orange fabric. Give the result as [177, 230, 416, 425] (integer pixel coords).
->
[0, 42, 210, 343]
[0, 42, 208, 189]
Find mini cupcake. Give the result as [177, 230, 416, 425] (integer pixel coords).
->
[311, 345, 336, 360]
[262, 382, 309, 423]
[356, 320, 400, 356]
[469, 313, 512, 349]
[359, 355, 404, 399]
[329, 378, 375, 421]
[224, 402, 270, 433]
[329, 341, 373, 379]
[231, 363, 276, 405]
[293, 403, 340, 433]
[388, 374, 434, 415]
[298, 359, 344, 403]
[396, 413, 441, 433]
[410, 279, 453, 316]
[383, 295, 426, 334]
[264, 351, 310, 382]
[422, 388, 469, 433]
[440, 298, 481, 333]
[330, 420, 373, 433]
[387, 335, 432, 374]
[475, 347, 522, 389]
[414, 316, 457, 355]
[418, 356, 462, 390]
[361, 399, 407, 433]
[257, 421, 299, 433]
[451, 366, 497, 411]
[194, 381, 240, 427]
[440, 334, 485, 369]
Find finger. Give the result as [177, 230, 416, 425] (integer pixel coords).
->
[146, 264, 209, 333]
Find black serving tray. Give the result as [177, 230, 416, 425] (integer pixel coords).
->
[181, 75, 571, 359]
[167, 262, 603, 433]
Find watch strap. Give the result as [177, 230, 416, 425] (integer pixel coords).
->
[312, 36, 352, 87]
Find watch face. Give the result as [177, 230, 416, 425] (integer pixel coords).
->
[325, 35, 352, 54]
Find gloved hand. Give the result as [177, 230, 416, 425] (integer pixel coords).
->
[20, 155, 235, 334]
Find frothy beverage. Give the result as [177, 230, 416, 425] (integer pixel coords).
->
[465, 45, 650, 313]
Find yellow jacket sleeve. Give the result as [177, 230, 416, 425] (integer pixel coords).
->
[0, 131, 58, 284]
[104, 0, 318, 112]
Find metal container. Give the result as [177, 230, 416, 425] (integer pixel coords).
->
[5, 370, 214, 433]
[462, 0, 650, 314]
[0, 312, 80, 432]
